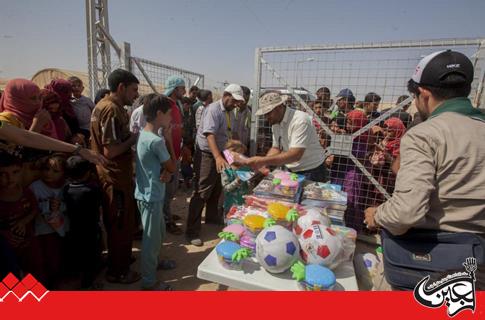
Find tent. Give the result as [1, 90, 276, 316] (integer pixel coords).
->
[31, 68, 91, 96]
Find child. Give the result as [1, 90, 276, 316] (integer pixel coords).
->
[39, 89, 71, 142]
[180, 140, 194, 189]
[0, 151, 39, 278]
[135, 94, 176, 291]
[63, 155, 102, 289]
[221, 140, 265, 215]
[68, 76, 95, 139]
[30, 154, 68, 288]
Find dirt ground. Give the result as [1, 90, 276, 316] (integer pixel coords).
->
[83, 187, 375, 291]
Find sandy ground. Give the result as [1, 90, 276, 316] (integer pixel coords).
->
[72, 186, 376, 291]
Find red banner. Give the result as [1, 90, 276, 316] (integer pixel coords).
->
[1, 290, 484, 320]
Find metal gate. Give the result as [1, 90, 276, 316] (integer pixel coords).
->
[251, 38, 485, 231]
[86, 0, 204, 100]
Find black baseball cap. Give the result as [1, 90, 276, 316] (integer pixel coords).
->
[411, 50, 474, 87]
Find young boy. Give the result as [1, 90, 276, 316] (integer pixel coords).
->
[64, 155, 102, 289]
[30, 154, 68, 288]
[0, 151, 38, 278]
[68, 76, 95, 139]
[135, 94, 176, 291]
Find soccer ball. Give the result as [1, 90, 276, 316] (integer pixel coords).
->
[293, 209, 331, 237]
[299, 224, 343, 269]
[256, 225, 300, 274]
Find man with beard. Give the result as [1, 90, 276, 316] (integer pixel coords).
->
[90, 69, 140, 284]
[246, 92, 328, 182]
[186, 84, 245, 246]
[364, 50, 485, 289]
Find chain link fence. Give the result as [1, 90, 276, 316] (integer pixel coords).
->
[251, 38, 485, 232]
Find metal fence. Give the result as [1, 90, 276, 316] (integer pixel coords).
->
[251, 38, 485, 232]
[130, 56, 204, 96]
[86, 3, 204, 101]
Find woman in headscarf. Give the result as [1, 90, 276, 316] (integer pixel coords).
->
[0, 79, 51, 132]
[44, 79, 79, 134]
[365, 117, 406, 210]
[328, 109, 372, 232]
[0, 79, 54, 185]
[39, 89, 71, 141]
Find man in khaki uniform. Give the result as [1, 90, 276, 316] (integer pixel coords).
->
[364, 51, 485, 290]
[90, 69, 140, 284]
[365, 50, 485, 236]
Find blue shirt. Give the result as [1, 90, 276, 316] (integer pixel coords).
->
[135, 130, 170, 202]
[196, 100, 232, 153]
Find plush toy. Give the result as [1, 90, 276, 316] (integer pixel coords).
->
[218, 224, 248, 242]
[299, 224, 344, 269]
[215, 241, 252, 270]
[256, 225, 300, 274]
[293, 210, 331, 237]
[243, 214, 266, 235]
[291, 261, 336, 291]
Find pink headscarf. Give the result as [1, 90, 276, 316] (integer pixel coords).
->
[384, 117, 406, 157]
[0, 79, 41, 128]
[44, 79, 77, 123]
[346, 109, 370, 143]
[39, 89, 63, 140]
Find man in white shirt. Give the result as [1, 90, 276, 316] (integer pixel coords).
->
[247, 92, 328, 182]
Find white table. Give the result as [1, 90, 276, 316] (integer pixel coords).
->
[197, 249, 359, 291]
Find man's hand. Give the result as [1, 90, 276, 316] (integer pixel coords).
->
[364, 207, 378, 230]
[246, 156, 265, 171]
[79, 148, 110, 166]
[215, 155, 228, 173]
[160, 170, 172, 183]
[325, 155, 335, 167]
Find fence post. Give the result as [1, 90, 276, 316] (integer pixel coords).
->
[250, 48, 262, 156]
[121, 42, 132, 72]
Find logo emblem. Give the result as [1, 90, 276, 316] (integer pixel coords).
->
[413, 257, 477, 317]
[0, 273, 49, 302]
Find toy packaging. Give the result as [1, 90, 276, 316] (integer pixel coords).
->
[291, 261, 336, 291]
[301, 182, 347, 210]
[215, 241, 252, 270]
[256, 225, 300, 274]
[253, 170, 305, 203]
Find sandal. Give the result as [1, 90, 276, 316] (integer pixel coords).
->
[166, 222, 183, 235]
[106, 270, 141, 284]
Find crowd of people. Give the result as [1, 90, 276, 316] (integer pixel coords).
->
[0, 49, 483, 291]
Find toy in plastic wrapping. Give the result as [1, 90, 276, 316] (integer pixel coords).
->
[215, 241, 252, 270]
[301, 182, 347, 209]
[291, 261, 336, 291]
[252, 170, 305, 202]
[255, 225, 300, 274]
[243, 214, 266, 235]
[330, 225, 357, 262]
[266, 203, 299, 229]
[219, 224, 248, 241]
[299, 224, 344, 270]
[226, 205, 268, 221]
[293, 210, 331, 237]
[240, 234, 257, 254]
[244, 195, 300, 212]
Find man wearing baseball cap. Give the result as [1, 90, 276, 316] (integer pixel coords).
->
[364, 50, 485, 289]
[186, 84, 245, 246]
[246, 92, 328, 182]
